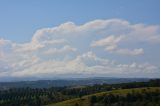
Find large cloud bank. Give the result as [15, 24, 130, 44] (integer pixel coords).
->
[0, 19, 160, 78]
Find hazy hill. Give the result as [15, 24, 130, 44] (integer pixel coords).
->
[0, 77, 150, 90]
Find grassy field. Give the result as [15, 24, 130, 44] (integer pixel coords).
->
[46, 87, 160, 106]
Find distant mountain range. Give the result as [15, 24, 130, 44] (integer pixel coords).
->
[0, 77, 152, 90]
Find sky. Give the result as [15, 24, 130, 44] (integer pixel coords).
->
[0, 0, 160, 80]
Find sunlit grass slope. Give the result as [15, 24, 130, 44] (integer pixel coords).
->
[47, 87, 160, 106]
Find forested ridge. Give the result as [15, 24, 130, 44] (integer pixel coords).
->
[0, 79, 160, 106]
[88, 87, 160, 106]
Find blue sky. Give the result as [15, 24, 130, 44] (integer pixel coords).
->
[0, 0, 160, 42]
[0, 0, 160, 80]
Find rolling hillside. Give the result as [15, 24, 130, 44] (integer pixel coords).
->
[47, 87, 160, 106]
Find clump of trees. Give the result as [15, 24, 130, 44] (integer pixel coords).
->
[89, 88, 160, 106]
[0, 87, 69, 106]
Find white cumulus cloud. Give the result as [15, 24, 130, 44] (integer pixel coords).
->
[0, 19, 160, 78]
